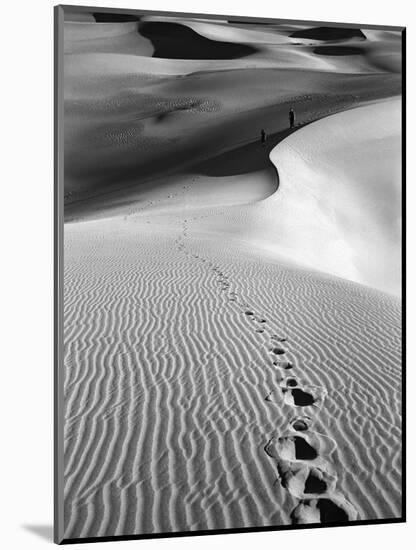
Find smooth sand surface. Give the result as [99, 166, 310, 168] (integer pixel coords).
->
[187, 98, 401, 296]
[268, 98, 401, 296]
[63, 15, 402, 539]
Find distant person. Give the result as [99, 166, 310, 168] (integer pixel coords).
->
[261, 128, 267, 145]
[289, 108, 295, 129]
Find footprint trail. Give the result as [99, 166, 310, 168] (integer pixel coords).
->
[172, 204, 358, 526]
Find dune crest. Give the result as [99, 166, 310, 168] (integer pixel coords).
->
[266, 97, 402, 296]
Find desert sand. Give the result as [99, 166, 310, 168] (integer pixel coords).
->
[62, 12, 402, 540]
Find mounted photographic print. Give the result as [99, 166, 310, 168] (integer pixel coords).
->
[54, 4, 405, 544]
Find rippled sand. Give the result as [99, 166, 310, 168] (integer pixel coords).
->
[64, 214, 401, 538]
[62, 11, 402, 540]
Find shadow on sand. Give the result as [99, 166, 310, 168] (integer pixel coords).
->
[194, 125, 306, 178]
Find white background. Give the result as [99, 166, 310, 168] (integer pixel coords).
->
[0, 0, 412, 547]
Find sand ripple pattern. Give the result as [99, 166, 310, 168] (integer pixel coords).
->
[64, 198, 401, 538]
[176, 215, 360, 525]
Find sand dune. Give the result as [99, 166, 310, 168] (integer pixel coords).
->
[64, 22, 154, 56]
[64, 212, 401, 538]
[185, 98, 401, 296]
[267, 98, 401, 296]
[75, 98, 401, 295]
[141, 15, 295, 45]
[62, 15, 401, 214]
[64, 55, 400, 213]
[62, 13, 402, 541]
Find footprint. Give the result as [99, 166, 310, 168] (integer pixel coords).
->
[283, 388, 315, 406]
[304, 469, 332, 495]
[290, 416, 312, 432]
[282, 385, 327, 408]
[280, 377, 298, 388]
[265, 434, 318, 462]
[273, 360, 293, 370]
[270, 346, 285, 355]
[290, 494, 358, 524]
[276, 462, 337, 499]
[266, 429, 337, 465]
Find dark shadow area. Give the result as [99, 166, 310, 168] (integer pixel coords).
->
[294, 436, 318, 460]
[138, 21, 258, 59]
[304, 472, 327, 494]
[318, 499, 350, 522]
[314, 46, 363, 56]
[227, 20, 260, 25]
[291, 388, 316, 407]
[22, 524, 53, 542]
[195, 128, 296, 177]
[93, 12, 141, 22]
[290, 26, 366, 41]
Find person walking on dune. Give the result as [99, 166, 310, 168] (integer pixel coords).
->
[260, 128, 267, 145]
[289, 108, 295, 129]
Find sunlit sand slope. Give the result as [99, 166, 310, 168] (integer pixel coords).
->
[64, 215, 401, 538]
